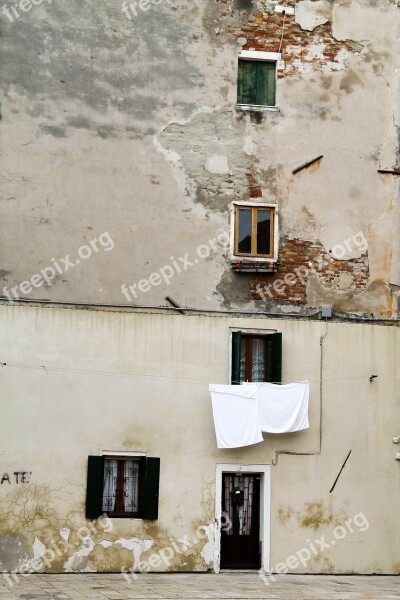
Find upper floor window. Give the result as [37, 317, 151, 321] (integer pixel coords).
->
[237, 51, 280, 108]
[234, 204, 275, 259]
[231, 331, 282, 385]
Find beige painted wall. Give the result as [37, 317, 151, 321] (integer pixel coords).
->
[0, 305, 398, 574]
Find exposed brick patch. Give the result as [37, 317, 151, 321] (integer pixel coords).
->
[217, 0, 362, 77]
[250, 238, 370, 305]
[246, 167, 263, 198]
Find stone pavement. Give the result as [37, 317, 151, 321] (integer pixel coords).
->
[0, 573, 398, 600]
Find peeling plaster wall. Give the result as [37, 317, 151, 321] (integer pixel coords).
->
[0, 0, 398, 317]
[0, 305, 399, 574]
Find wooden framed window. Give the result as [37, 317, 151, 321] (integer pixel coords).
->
[234, 205, 275, 258]
[231, 332, 282, 385]
[237, 59, 277, 107]
[85, 456, 160, 520]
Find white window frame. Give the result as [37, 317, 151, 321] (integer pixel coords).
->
[230, 201, 279, 263]
[237, 50, 281, 111]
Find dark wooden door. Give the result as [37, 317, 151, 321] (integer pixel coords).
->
[220, 473, 261, 569]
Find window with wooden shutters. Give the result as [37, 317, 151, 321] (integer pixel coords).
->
[231, 332, 282, 385]
[85, 456, 160, 520]
[237, 59, 277, 107]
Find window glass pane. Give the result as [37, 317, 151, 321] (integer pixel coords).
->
[256, 61, 276, 106]
[124, 460, 140, 513]
[102, 459, 117, 512]
[238, 209, 252, 254]
[239, 337, 247, 383]
[257, 209, 272, 255]
[238, 60, 257, 105]
[251, 338, 265, 381]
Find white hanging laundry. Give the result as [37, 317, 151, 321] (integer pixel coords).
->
[258, 381, 310, 433]
[209, 384, 263, 449]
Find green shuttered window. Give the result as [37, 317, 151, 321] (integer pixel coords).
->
[231, 332, 282, 385]
[86, 456, 160, 520]
[238, 59, 276, 107]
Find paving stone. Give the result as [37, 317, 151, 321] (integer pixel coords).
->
[0, 574, 397, 600]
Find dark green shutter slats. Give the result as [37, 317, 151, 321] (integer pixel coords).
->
[238, 60, 257, 105]
[85, 456, 104, 520]
[231, 331, 242, 385]
[238, 59, 276, 107]
[265, 62, 276, 106]
[142, 458, 160, 520]
[266, 332, 282, 384]
[237, 60, 245, 104]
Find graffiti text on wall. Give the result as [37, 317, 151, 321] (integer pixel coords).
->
[1, 472, 32, 484]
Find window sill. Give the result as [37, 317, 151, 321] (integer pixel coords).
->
[236, 104, 280, 113]
[231, 260, 279, 274]
[103, 515, 143, 520]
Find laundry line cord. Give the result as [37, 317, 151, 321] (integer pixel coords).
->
[0, 361, 393, 386]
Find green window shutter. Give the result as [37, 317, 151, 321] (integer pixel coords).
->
[266, 62, 276, 106]
[266, 333, 282, 384]
[142, 458, 160, 520]
[238, 60, 257, 105]
[231, 331, 242, 385]
[85, 456, 104, 520]
[256, 61, 276, 107]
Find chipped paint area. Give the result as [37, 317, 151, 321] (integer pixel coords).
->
[114, 538, 154, 569]
[64, 537, 96, 573]
[32, 537, 46, 560]
[200, 523, 215, 568]
[295, 0, 331, 32]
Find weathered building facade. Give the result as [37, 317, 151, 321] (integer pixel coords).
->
[0, 0, 399, 578]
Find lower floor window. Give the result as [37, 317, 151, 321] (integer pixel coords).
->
[86, 455, 160, 520]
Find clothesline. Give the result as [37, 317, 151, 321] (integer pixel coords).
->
[231, 380, 308, 385]
[0, 361, 392, 385]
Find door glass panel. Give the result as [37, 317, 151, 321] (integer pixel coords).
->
[257, 209, 271, 255]
[238, 209, 252, 254]
[223, 475, 255, 536]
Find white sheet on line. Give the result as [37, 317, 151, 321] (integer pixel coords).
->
[209, 384, 264, 449]
[258, 381, 310, 433]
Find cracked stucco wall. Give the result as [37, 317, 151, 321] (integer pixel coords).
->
[0, 0, 398, 316]
[0, 305, 399, 574]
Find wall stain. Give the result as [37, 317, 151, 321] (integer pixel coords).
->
[277, 506, 294, 525]
[299, 501, 347, 531]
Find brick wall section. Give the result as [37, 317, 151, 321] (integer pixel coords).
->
[246, 168, 263, 198]
[250, 238, 370, 305]
[217, 0, 361, 76]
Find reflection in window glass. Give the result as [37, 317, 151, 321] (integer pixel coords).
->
[257, 210, 271, 255]
[238, 209, 252, 254]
